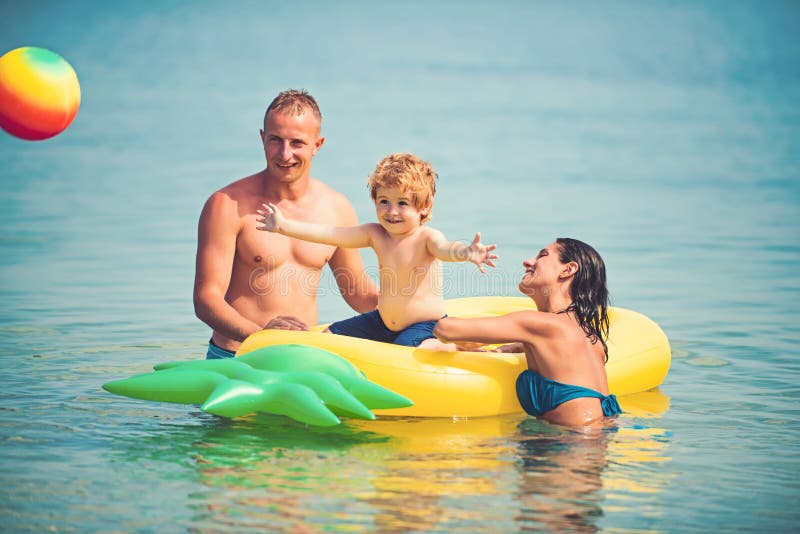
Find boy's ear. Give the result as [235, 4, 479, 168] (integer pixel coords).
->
[420, 200, 433, 219]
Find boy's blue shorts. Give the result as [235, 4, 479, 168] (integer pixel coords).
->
[328, 310, 442, 347]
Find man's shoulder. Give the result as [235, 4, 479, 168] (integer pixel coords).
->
[306, 178, 358, 219]
[201, 174, 261, 220]
[216, 173, 262, 199]
[307, 178, 351, 205]
[303, 178, 362, 226]
[206, 174, 262, 207]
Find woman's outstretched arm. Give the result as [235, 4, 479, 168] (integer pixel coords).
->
[434, 311, 534, 345]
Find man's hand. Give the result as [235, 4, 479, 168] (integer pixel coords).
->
[256, 202, 285, 233]
[263, 315, 309, 331]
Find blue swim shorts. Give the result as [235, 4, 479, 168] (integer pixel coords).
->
[327, 310, 442, 347]
[206, 338, 236, 360]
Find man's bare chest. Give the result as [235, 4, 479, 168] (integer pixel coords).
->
[237, 225, 335, 271]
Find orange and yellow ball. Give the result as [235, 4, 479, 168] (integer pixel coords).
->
[0, 47, 81, 141]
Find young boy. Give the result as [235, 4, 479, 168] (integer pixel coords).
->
[256, 153, 497, 349]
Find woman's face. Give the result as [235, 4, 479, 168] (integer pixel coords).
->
[519, 242, 563, 296]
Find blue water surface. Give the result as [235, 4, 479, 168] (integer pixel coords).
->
[1, 1, 799, 531]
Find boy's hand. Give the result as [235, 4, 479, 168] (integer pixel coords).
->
[454, 341, 491, 352]
[466, 232, 498, 273]
[256, 202, 285, 233]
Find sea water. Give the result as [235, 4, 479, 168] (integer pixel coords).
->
[1, 1, 798, 531]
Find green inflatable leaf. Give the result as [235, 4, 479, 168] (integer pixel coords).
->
[102, 344, 412, 426]
[238, 344, 365, 379]
[103, 370, 228, 404]
[238, 345, 412, 410]
[201, 380, 341, 426]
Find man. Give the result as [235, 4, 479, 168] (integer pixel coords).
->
[194, 89, 378, 359]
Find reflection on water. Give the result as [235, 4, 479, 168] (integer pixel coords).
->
[513, 405, 672, 533]
[105, 399, 672, 532]
[514, 419, 610, 533]
[353, 416, 525, 533]
[4, 0, 799, 530]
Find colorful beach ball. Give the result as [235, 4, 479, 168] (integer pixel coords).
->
[0, 47, 81, 141]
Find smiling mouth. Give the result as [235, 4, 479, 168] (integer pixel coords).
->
[275, 162, 296, 169]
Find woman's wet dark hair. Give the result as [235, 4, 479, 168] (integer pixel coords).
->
[556, 238, 610, 360]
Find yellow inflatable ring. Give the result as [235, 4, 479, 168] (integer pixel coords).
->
[237, 297, 671, 418]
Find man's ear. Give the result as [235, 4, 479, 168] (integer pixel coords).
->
[313, 135, 325, 155]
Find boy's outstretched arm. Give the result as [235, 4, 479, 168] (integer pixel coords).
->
[426, 230, 498, 273]
[256, 203, 372, 248]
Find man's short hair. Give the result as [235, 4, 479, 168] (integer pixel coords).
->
[264, 89, 322, 128]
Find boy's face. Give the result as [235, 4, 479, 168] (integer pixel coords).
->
[373, 186, 428, 235]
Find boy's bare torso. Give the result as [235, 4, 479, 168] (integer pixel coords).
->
[367, 224, 446, 330]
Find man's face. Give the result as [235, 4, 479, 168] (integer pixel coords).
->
[260, 111, 324, 184]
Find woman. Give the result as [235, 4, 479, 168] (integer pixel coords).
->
[434, 238, 621, 428]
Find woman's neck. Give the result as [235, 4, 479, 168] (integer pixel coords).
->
[532, 287, 573, 313]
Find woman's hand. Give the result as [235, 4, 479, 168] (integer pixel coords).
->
[491, 342, 525, 353]
[454, 341, 491, 352]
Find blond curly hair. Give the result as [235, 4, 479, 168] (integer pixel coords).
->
[367, 153, 437, 223]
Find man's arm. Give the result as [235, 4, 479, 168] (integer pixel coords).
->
[325, 199, 379, 313]
[193, 191, 263, 341]
[328, 245, 379, 313]
[257, 202, 372, 248]
[426, 229, 498, 273]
